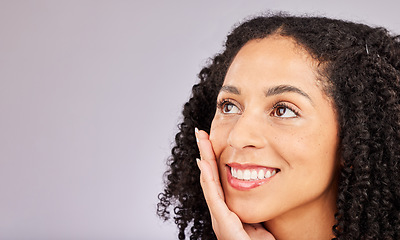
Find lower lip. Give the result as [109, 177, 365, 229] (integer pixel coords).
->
[226, 166, 277, 191]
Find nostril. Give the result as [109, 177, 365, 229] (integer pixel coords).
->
[243, 144, 257, 148]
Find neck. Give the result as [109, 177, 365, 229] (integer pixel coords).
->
[263, 186, 337, 240]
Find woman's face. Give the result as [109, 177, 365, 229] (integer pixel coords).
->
[209, 36, 340, 224]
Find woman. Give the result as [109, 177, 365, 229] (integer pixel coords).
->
[158, 13, 400, 239]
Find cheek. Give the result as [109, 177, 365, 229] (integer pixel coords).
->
[272, 119, 339, 167]
[209, 118, 231, 158]
[290, 125, 339, 178]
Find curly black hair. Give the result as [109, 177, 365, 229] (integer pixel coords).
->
[157, 13, 400, 239]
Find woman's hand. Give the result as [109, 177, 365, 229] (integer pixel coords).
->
[195, 128, 275, 240]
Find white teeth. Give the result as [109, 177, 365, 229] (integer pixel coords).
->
[250, 170, 258, 180]
[230, 167, 278, 181]
[258, 169, 265, 179]
[237, 169, 243, 179]
[233, 168, 237, 178]
[243, 170, 251, 180]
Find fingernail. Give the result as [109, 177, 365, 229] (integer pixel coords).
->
[196, 158, 201, 169]
[194, 127, 199, 142]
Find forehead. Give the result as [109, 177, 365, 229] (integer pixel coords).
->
[224, 36, 320, 90]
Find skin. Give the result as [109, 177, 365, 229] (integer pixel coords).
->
[196, 35, 340, 239]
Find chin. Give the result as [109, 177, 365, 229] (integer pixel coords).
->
[226, 199, 268, 224]
[236, 210, 266, 224]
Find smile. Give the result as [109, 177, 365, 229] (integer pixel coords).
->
[226, 164, 280, 190]
[231, 167, 277, 181]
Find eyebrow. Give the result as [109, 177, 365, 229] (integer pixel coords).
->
[220, 85, 240, 94]
[219, 84, 313, 103]
[265, 85, 312, 102]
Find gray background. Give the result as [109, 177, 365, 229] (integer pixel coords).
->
[0, 0, 399, 239]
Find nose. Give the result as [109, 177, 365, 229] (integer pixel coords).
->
[227, 111, 267, 150]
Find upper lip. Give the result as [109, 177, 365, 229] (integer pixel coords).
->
[227, 162, 280, 171]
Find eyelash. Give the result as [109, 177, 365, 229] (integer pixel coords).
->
[217, 99, 240, 113]
[216, 99, 300, 117]
[271, 102, 300, 117]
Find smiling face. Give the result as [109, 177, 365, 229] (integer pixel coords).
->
[209, 36, 340, 225]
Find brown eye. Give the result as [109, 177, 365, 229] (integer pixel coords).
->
[272, 104, 297, 118]
[222, 103, 240, 114]
[275, 106, 287, 116]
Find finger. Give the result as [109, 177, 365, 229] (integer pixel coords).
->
[195, 128, 215, 162]
[197, 159, 254, 240]
[195, 129, 221, 192]
[197, 158, 231, 219]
